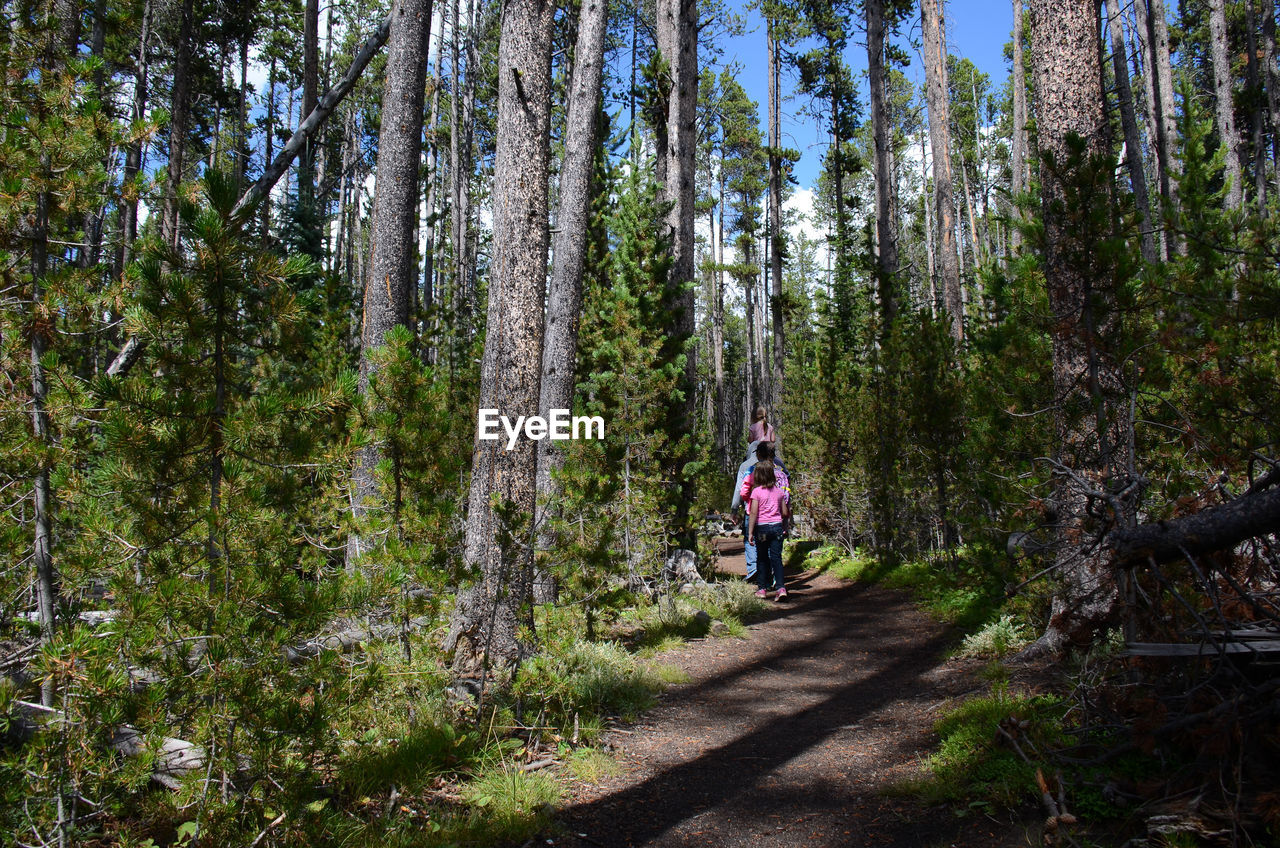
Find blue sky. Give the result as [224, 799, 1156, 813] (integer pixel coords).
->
[711, 0, 1016, 188]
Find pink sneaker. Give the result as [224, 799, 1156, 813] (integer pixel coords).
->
[774, 587, 788, 601]
[755, 589, 768, 598]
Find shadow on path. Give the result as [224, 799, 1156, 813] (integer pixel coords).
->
[557, 575, 1023, 848]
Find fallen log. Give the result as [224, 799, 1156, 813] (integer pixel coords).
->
[15, 700, 208, 791]
[284, 614, 434, 663]
[1109, 485, 1280, 570]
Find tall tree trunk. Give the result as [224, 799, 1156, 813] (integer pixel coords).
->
[1208, 0, 1245, 211]
[657, 0, 698, 536]
[1130, 0, 1166, 254]
[1147, 0, 1181, 252]
[535, 0, 607, 596]
[961, 164, 981, 271]
[1245, 0, 1267, 210]
[263, 49, 277, 239]
[922, 0, 963, 340]
[1027, 0, 1132, 654]
[30, 172, 56, 708]
[446, 0, 555, 675]
[715, 167, 727, 470]
[422, 17, 447, 358]
[745, 264, 758, 406]
[1263, 0, 1279, 182]
[767, 22, 785, 420]
[867, 0, 898, 326]
[161, 0, 196, 250]
[1106, 0, 1159, 261]
[448, 0, 477, 327]
[1011, 0, 1028, 253]
[921, 124, 936, 305]
[299, 0, 320, 209]
[347, 0, 434, 569]
[235, 15, 249, 194]
[754, 270, 770, 405]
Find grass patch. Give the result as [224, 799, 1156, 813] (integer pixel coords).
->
[805, 543, 1009, 630]
[515, 639, 667, 726]
[904, 683, 1066, 809]
[566, 747, 623, 782]
[622, 580, 766, 653]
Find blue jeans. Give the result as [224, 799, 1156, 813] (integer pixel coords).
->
[741, 516, 757, 579]
[753, 523, 785, 592]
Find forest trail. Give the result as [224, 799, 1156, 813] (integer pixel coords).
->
[556, 539, 1031, 848]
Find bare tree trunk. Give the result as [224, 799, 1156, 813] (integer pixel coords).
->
[745, 265, 758, 406]
[1106, 0, 1158, 261]
[867, 0, 898, 326]
[921, 124, 936, 306]
[659, 0, 699, 380]
[299, 0, 320, 209]
[1245, 0, 1267, 210]
[347, 0, 434, 569]
[657, 0, 698, 538]
[716, 208, 727, 471]
[715, 169, 727, 471]
[767, 23, 785, 419]
[1027, 0, 1132, 655]
[235, 15, 249, 194]
[1264, 0, 1279, 183]
[1129, 0, 1166, 254]
[446, 0, 555, 675]
[1147, 0, 1181, 252]
[30, 177, 56, 708]
[961, 164, 981, 271]
[448, 0, 476, 326]
[335, 107, 355, 281]
[535, 0, 607, 599]
[923, 0, 962, 339]
[1011, 0, 1028, 258]
[422, 19, 446, 358]
[1208, 0, 1245, 211]
[754, 270, 770, 405]
[161, 0, 195, 250]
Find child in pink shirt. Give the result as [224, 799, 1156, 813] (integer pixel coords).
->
[747, 460, 791, 600]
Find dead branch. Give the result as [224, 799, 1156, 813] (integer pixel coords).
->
[1109, 486, 1280, 570]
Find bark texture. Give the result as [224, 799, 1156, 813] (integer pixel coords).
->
[1208, 0, 1244, 211]
[657, 0, 699, 415]
[1011, 0, 1028, 257]
[867, 0, 898, 324]
[922, 0, 963, 339]
[535, 0, 607, 586]
[160, 0, 195, 249]
[1147, 0, 1181, 251]
[767, 24, 785, 417]
[1027, 0, 1132, 655]
[348, 0, 433, 568]
[1109, 485, 1280, 570]
[445, 0, 555, 673]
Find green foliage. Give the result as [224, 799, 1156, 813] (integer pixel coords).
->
[910, 685, 1066, 808]
[956, 614, 1032, 659]
[573, 164, 691, 581]
[514, 640, 665, 722]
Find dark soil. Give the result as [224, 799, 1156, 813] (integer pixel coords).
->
[553, 538, 1037, 848]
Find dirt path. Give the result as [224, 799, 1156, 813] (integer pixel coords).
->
[556, 539, 1032, 848]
